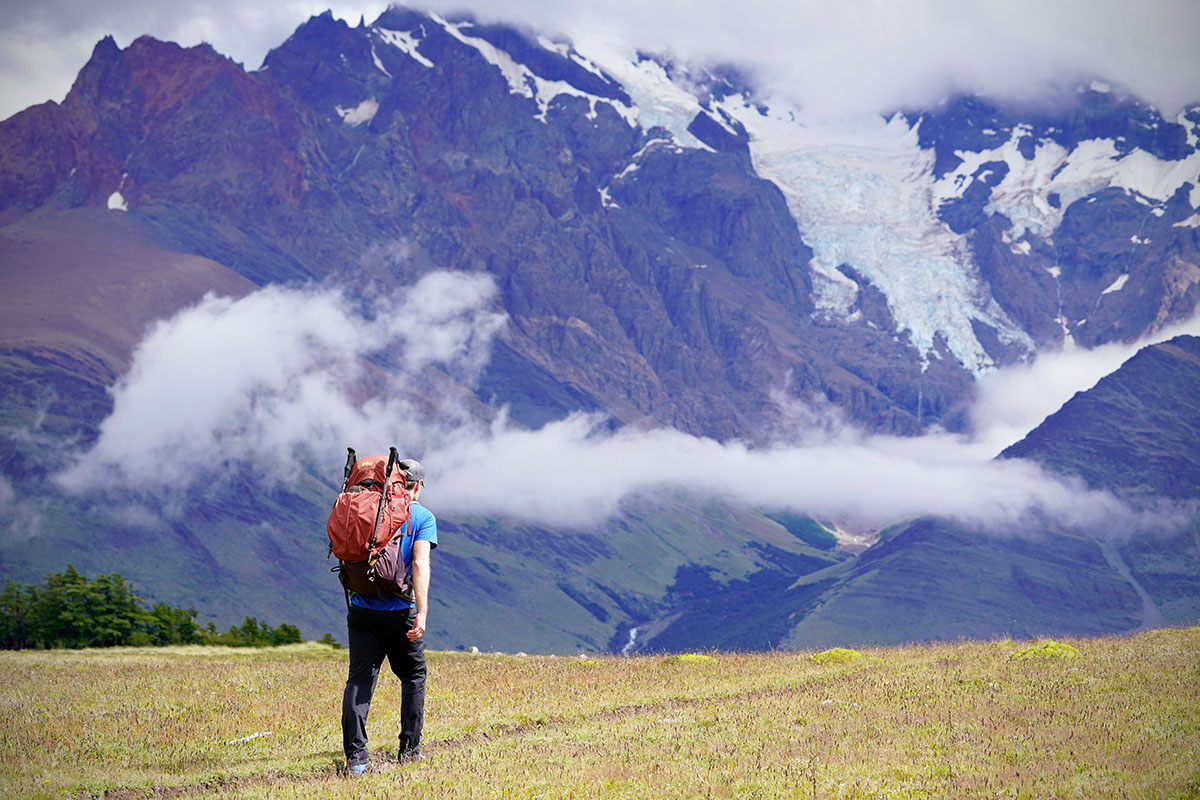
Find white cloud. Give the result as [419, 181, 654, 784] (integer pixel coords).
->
[423, 0, 1200, 118]
[428, 410, 1131, 532]
[62, 271, 505, 490]
[3, 0, 1198, 122]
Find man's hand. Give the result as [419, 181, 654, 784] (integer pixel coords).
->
[407, 610, 427, 641]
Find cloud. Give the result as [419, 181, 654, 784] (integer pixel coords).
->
[62, 271, 505, 490]
[62, 269, 1194, 539]
[429, 410, 1132, 532]
[422, 0, 1200, 118]
[3, 0, 1198, 121]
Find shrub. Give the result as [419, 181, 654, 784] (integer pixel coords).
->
[662, 653, 716, 665]
[811, 647, 865, 664]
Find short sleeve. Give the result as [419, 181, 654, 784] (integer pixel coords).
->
[412, 504, 437, 549]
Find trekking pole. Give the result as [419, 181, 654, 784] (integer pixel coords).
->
[340, 447, 357, 493]
[366, 447, 400, 562]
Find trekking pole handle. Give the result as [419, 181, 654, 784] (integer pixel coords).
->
[341, 447, 356, 492]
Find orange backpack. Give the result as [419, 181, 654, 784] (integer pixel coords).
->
[327, 448, 413, 597]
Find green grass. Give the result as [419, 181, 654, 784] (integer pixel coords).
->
[2, 629, 1198, 798]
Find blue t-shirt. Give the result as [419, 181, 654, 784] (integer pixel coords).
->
[350, 502, 437, 611]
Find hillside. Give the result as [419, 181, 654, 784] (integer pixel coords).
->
[1001, 335, 1200, 498]
[3, 628, 1197, 798]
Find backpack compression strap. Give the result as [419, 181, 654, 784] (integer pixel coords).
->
[365, 447, 400, 565]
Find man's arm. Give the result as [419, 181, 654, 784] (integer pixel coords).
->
[407, 538, 431, 641]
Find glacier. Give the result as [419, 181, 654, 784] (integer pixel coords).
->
[719, 102, 1034, 374]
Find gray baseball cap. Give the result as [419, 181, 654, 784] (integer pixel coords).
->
[398, 458, 425, 484]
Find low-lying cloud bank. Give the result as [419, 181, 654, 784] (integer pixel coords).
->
[59, 272, 1197, 537]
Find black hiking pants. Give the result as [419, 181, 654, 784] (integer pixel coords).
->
[342, 605, 426, 765]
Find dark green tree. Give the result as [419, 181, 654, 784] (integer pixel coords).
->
[87, 573, 152, 647]
[1, 567, 306, 650]
[0, 580, 36, 650]
[270, 623, 302, 646]
[33, 565, 92, 648]
[146, 601, 205, 645]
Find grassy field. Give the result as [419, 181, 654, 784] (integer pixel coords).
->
[1, 628, 1197, 799]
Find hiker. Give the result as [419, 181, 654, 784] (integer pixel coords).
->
[341, 458, 437, 774]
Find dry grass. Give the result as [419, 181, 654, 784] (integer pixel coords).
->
[1, 629, 1198, 799]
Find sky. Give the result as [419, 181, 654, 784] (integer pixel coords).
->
[2, 0, 1199, 122]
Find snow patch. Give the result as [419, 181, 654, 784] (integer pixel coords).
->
[336, 98, 378, 126]
[569, 52, 607, 80]
[599, 186, 618, 209]
[933, 127, 1200, 239]
[620, 627, 639, 656]
[564, 35, 711, 148]
[1180, 109, 1200, 149]
[1174, 214, 1200, 228]
[433, 14, 634, 125]
[1102, 273, 1129, 294]
[107, 172, 130, 211]
[536, 36, 570, 59]
[375, 27, 433, 69]
[370, 46, 392, 77]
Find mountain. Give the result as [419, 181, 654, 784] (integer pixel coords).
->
[1, 6, 1198, 650]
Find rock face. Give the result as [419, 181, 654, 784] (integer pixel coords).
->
[1, 7, 1198, 649]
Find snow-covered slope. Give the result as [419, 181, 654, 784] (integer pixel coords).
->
[445, 24, 1200, 374]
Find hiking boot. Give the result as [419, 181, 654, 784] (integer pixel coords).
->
[397, 748, 425, 764]
[348, 761, 369, 776]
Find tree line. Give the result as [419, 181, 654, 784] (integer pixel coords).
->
[0, 565, 305, 650]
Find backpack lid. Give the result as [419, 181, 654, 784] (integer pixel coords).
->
[347, 454, 390, 488]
